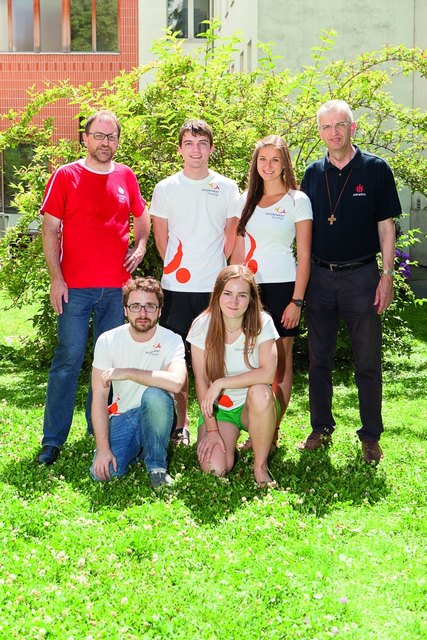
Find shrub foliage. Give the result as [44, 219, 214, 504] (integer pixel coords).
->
[0, 23, 426, 360]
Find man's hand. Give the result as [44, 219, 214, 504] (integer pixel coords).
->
[50, 277, 69, 315]
[123, 246, 146, 273]
[100, 368, 128, 388]
[374, 275, 394, 314]
[93, 448, 118, 482]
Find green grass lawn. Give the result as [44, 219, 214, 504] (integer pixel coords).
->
[0, 292, 426, 639]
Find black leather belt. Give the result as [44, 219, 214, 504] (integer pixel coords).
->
[312, 255, 376, 271]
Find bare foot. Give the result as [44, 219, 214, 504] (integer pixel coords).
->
[238, 437, 253, 450]
[238, 436, 278, 455]
[254, 467, 276, 488]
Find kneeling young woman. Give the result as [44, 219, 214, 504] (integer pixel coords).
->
[187, 265, 279, 486]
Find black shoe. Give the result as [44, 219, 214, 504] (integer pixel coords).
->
[37, 445, 60, 465]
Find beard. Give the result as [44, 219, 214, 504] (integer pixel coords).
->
[90, 146, 114, 164]
[127, 316, 158, 334]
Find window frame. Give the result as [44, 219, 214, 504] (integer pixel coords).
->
[1, 0, 118, 53]
[167, 0, 211, 40]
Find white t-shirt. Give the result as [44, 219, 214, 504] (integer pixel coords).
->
[187, 311, 279, 410]
[93, 324, 185, 415]
[238, 189, 313, 283]
[150, 170, 240, 292]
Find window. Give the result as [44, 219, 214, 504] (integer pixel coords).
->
[0, 0, 118, 53]
[167, 0, 210, 39]
[0, 145, 34, 214]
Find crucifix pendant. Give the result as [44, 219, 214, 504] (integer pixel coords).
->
[328, 213, 336, 225]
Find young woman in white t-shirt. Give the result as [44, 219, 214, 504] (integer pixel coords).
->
[187, 265, 279, 487]
[231, 135, 313, 449]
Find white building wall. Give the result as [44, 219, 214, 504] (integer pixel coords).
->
[138, 0, 213, 84]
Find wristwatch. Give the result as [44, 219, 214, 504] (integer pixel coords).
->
[291, 298, 304, 308]
[381, 269, 396, 276]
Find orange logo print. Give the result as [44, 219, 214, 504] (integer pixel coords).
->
[218, 394, 233, 408]
[208, 182, 220, 190]
[163, 239, 191, 284]
[243, 232, 258, 274]
[108, 395, 122, 415]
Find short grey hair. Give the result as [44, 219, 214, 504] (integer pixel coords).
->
[316, 100, 353, 127]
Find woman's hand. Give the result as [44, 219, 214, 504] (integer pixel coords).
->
[200, 380, 223, 418]
[197, 429, 226, 463]
[281, 302, 301, 329]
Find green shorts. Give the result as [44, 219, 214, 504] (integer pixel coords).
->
[197, 396, 280, 432]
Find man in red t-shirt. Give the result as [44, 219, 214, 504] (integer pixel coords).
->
[37, 110, 150, 465]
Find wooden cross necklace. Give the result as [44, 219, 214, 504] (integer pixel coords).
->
[325, 168, 353, 225]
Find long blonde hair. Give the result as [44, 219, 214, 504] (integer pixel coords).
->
[203, 265, 263, 382]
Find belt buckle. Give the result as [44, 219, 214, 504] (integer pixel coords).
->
[329, 263, 338, 271]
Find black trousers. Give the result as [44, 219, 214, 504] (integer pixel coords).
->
[305, 262, 383, 441]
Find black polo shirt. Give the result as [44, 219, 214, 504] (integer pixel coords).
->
[300, 145, 402, 262]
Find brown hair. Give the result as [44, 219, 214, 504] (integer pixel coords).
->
[84, 110, 121, 138]
[178, 119, 213, 147]
[201, 265, 263, 383]
[237, 135, 297, 236]
[122, 277, 164, 308]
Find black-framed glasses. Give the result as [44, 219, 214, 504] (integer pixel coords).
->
[318, 121, 351, 132]
[87, 132, 119, 142]
[126, 303, 159, 313]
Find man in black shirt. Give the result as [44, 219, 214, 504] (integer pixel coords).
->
[300, 99, 401, 463]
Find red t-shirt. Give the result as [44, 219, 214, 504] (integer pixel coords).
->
[40, 160, 146, 287]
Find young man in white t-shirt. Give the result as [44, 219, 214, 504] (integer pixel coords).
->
[90, 277, 187, 489]
[150, 119, 240, 445]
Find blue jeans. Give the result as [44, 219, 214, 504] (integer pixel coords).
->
[90, 387, 175, 480]
[42, 287, 124, 447]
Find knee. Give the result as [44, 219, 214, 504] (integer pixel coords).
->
[140, 387, 174, 433]
[198, 447, 234, 477]
[199, 457, 229, 477]
[246, 384, 275, 412]
[141, 387, 173, 410]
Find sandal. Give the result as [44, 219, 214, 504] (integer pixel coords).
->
[170, 427, 190, 446]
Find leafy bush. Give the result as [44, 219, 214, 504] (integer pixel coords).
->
[0, 23, 426, 361]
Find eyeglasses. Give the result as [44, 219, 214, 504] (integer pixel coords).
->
[126, 303, 159, 313]
[87, 132, 119, 142]
[318, 121, 352, 132]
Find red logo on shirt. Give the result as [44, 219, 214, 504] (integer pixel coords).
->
[356, 184, 364, 193]
[163, 239, 191, 283]
[153, 343, 161, 349]
[243, 232, 258, 275]
[218, 394, 233, 408]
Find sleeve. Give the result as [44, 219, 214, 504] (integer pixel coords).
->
[226, 180, 242, 219]
[40, 167, 67, 219]
[376, 159, 402, 221]
[127, 168, 146, 218]
[299, 168, 311, 199]
[259, 313, 280, 343]
[149, 181, 169, 219]
[92, 332, 113, 370]
[295, 191, 313, 222]
[186, 314, 210, 350]
[163, 333, 186, 367]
